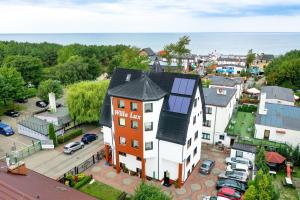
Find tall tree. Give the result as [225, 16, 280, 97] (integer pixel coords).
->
[2, 55, 43, 85]
[133, 182, 172, 200]
[48, 123, 57, 147]
[66, 80, 109, 123]
[243, 185, 257, 200]
[246, 49, 256, 68]
[37, 79, 63, 101]
[255, 146, 269, 173]
[164, 36, 191, 67]
[0, 67, 25, 105]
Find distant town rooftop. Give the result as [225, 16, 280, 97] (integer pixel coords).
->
[261, 86, 295, 103]
[256, 103, 300, 131]
[207, 75, 243, 87]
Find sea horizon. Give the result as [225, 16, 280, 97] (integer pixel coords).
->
[1, 32, 300, 55]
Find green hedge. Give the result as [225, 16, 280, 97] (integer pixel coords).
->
[26, 88, 37, 98]
[57, 129, 83, 144]
[74, 176, 92, 189]
[238, 105, 257, 113]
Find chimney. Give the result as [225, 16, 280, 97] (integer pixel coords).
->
[216, 88, 227, 95]
[49, 92, 56, 113]
[259, 92, 267, 115]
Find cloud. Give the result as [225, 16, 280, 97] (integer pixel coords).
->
[0, 0, 300, 32]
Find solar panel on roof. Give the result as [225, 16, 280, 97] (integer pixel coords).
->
[167, 95, 191, 114]
[171, 78, 196, 96]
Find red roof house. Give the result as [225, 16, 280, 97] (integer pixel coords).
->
[265, 151, 286, 164]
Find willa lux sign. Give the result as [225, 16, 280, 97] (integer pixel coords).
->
[114, 110, 141, 120]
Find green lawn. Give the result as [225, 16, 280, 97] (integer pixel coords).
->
[80, 180, 123, 200]
[273, 170, 300, 200]
[227, 111, 255, 138]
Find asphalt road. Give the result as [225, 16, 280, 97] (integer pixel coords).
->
[23, 132, 104, 180]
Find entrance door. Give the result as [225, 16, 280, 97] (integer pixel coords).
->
[163, 171, 170, 187]
[230, 138, 235, 146]
[264, 130, 270, 140]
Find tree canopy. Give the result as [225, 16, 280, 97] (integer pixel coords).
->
[66, 80, 109, 124]
[255, 146, 269, 173]
[265, 50, 300, 90]
[0, 67, 25, 104]
[133, 182, 172, 200]
[2, 55, 43, 86]
[246, 49, 256, 68]
[37, 79, 63, 102]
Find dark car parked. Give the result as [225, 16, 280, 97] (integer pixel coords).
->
[216, 178, 247, 193]
[4, 110, 20, 118]
[16, 97, 28, 103]
[81, 133, 98, 144]
[36, 101, 48, 108]
[200, 159, 215, 174]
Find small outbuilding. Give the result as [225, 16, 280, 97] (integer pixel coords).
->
[265, 151, 286, 171]
[230, 142, 257, 164]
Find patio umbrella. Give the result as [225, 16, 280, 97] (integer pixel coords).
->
[247, 88, 260, 94]
[265, 151, 286, 164]
[295, 95, 299, 100]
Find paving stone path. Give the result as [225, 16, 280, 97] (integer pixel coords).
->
[190, 183, 201, 191]
[91, 166, 102, 172]
[106, 171, 117, 178]
[122, 178, 132, 185]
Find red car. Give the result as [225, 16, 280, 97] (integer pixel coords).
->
[217, 187, 242, 200]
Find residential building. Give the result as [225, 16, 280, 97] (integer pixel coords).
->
[255, 93, 300, 147]
[0, 161, 95, 200]
[217, 55, 246, 67]
[216, 64, 246, 75]
[100, 68, 205, 188]
[202, 88, 236, 145]
[208, 75, 244, 100]
[230, 142, 256, 164]
[261, 86, 295, 106]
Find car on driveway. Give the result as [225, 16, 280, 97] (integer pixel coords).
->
[216, 178, 247, 193]
[4, 110, 20, 117]
[200, 159, 215, 174]
[203, 196, 230, 200]
[36, 101, 48, 108]
[16, 97, 28, 103]
[226, 163, 250, 176]
[0, 123, 14, 136]
[225, 157, 253, 169]
[63, 142, 84, 154]
[217, 187, 242, 200]
[81, 133, 98, 144]
[218, 170, 248, 183]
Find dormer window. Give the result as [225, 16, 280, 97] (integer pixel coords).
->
[126, 74, 131, 82]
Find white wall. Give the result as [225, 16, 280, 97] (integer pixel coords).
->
[18, 124, 64, 141]
[230, 149, 255, 163]
[119, 154, 141, 172]
[103, 126, 113, 145]
[255, 124, 300, 147]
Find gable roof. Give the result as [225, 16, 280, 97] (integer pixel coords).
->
[203, 88, 236, 107]
[265, 151, 286, 164]
[232, 142, 257, 153]
[0, 161, 96, 200]
[100, 68, 206, 145]
[208, 75, 243, 87]
[256, 103, 300, 131]
[140, 48, 155, 56]
[261, 86, 295, 103]
[108, 75, 167, 101]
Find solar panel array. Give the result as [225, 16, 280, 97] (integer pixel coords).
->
[167, 78, 196, 114]
[171, 78, 196, 95]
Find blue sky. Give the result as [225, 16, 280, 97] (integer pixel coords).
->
[0, 0, 300, 33]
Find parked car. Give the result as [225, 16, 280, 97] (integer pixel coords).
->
[63, 142, 84, 154]
[225, 157, 253, 169]
[200, 159, 215, 174]
[4, 110, 20, 117]
[218, 170, 248, 183]
[227, 163, 250, 176]
[16, 97, 28, 103]
[36, 101, 48, 108]
[81, 133, 98, 144]
[0, 123, 14, 136]
[216, 178, 247, 193]
[203, 196, 230, 200]
[217, 187, 242, 200]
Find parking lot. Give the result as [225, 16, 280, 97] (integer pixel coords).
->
[86, 144, 228, 200]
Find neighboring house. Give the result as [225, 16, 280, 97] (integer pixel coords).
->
[261, 86, 295, 106]
[230, 142, 256, 164]
[18, 116, 64, 141]
[100, 68, 205, 188]
[255, 93, 300, 147]
[0, 161, 96, 200]
[216, 64, 246, 75]
[217, 55, 246, 67]
[208, 75, 244, 100]
[202, 88, 237, 145]
[255, 53, 274, 67]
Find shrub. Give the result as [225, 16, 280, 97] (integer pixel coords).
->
[74, 176, 92, 189]
[238, 105, 257, 113]
[57, 129, 83, 144]
[26, 87, 37, 98]
[133, 182, 172, 200]
[77, 173, 86, 181]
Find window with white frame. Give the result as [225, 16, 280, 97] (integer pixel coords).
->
[131, 120, 138, 129]
[193, 147, 197, 156]
[193, 116, 196, 124]
[203, 120, 211, 127]
[119, 117, 126, 126]
[202, 133, 210, 140]
[132, 140, 139, 149]
[145, 142, 153, 150]
[120, 136, 126, 145]
[206, 106, 212, 114]
[130, 102, 138, 111]
[236, 150, 243, 158]
[118, 100, 125, 109]
[187, 138, 192, 149]
[186, 155, 191, 166]
[144, 122, 153, 131]
[144, 103, 153, 113]
[194, 131, 198, 140]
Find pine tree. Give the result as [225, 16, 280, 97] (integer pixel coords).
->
[48, 123, 57, 147]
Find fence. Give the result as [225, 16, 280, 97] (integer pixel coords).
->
[57, 148, 105, 182]
[9, 141, 42, 162]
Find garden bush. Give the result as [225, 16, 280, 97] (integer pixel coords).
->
[74, 176, 92, 189]
[57, 129, 83, 144]
[238, 105, 257, 113]
[26, 87, 37, 98]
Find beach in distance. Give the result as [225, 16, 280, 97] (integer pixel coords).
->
[1, 32, 300, 55]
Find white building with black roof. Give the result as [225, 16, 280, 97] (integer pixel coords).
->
[100, 68, 205, 188]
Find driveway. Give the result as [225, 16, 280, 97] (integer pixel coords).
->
[86, 144, 228, 200]
[23, 127, 104, 180]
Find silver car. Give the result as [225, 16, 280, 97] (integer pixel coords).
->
[218, 170, 248, 183]
[225, 157, 253, 169]
[63, 142, 84, 154]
